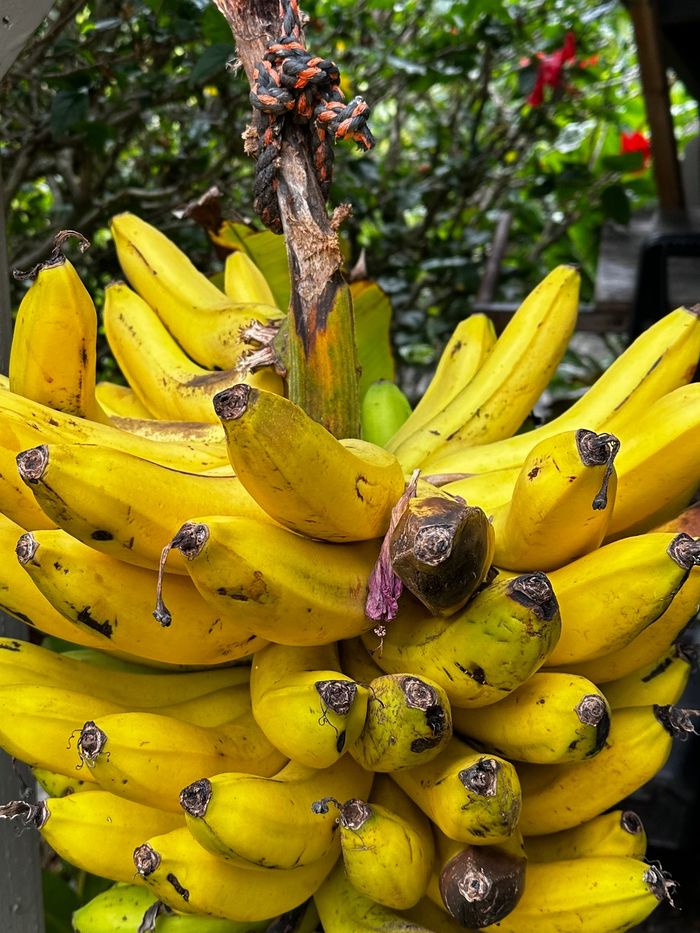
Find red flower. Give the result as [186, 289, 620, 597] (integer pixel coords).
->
[620, 130, 651, 168]
[527, 31, 577, 107]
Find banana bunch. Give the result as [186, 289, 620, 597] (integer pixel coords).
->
[1, 213, 698, 933]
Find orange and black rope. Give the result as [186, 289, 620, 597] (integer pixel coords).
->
[249, 0, 375, 233]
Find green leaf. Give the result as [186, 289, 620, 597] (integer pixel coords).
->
[189, 44, 235, 85]
[201, 6, 233, 44]
[601, 183, 631, 224]
[352, 281, 395, 399]
[242, 231, 291, 311]
[43, 871, 79, 933]
[601, 151, 645, 173]
[50, 90, 89, 138]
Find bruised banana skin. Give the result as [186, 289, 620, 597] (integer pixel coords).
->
[72, 883, 269, 933]
[517, 704, 697, 836]
[387, 312, 496, 449]
[76, 709, 286, 812]
[33, 767, 94, 797]
[9, 251, 109, 424]
[524, 809, 648, 862]
[350, 672, 452, 771]
[17, 529, 266, 666]
[388, 265, 580, 470]
[314, 860, 435, 933]
[15, 442, 271, 575]
[111, 212, 283, 370]
[602, 643, 693, 709]
[451, 672, 611, 764]
[213, 384, 406, 542]
[423, 302, 700, 476]
[391, 735, 522, 844]
[165, 516, 378, 645]
[103, 282, 281, 424]
[363, 572, 561, 708]
[0, 388, 229, 473]
[490, 428, 619, 572]
[543, 532, 700, 667]
[0, 791, 181, 884]
[180, 755, 372, 870]
[133, 826, 336, 922]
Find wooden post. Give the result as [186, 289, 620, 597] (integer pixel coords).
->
[627, 0, 686, 212]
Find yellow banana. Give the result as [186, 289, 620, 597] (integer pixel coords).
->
[563, 565, 700, 683]
[104, 283, 281, 423]
[0, 388, 228, 472]
[15, 442, 270, 575]
[181, 755, 372, 869]
[524, 809, 647, 862]
[544, 532, 700, 667]
[0, 439, 56, 530]
[213, 384, 406, 542]
[133, 825, 335, 921]
[251, 642, 370, 767]
[388, 265, 580, 469]
[518, 703, 699, 835]
[387, 313, 497, 450]
[0, 635, 251, 705]
[360, 380, 412, 448]
[72, 883, 270, 933]
[111, 212, 283, 370]
[338, 636, 384, 683]
[602, 643, 693, 709]
[162, 516, 378, 645]
[33, 766, 94, 797]
[328, 795, 434, 909]
[350, 672, 452, 771]
[315, 860, 435, 933]
[605, 383, 700, 538]
[224, 249, 277, 305]
[95, 381, 155, 419]
[451, 672, 610, 764]
[427, 827, 526, 929]
[489, 429, 619, 571]
[77, 709, 286, 811]
[9, 242, 108, 423]
[109, 414, 228, 459]
[0, 791, 181, 883]
[391, 735, 521, 844]
[362, 571, 561, 707]
[17, 528, 266, 666]
[423, 302, 700, 476]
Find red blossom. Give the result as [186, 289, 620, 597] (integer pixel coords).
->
[527, 31, 577, 107]
[620, 130, 651, 168]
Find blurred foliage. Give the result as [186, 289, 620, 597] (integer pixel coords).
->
[1, 0, 698, 390]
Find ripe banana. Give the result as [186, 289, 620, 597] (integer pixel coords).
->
[544, 532, 700, 667]
[314, 859, 434, 933]
[563, 565, 700, 683]
[423, 302, 700, 475]
[389, 488, 494, 616]
[33, 766, 94, 797]
[327, 795, 434, 909]
[602, 643, 693, 709]
[605, 383, 700, 538]
[213, 384, 406, 542]
[362, 571, 561, 707]
[162, 516, 378, 645]
[181, 755, 372, 869]
[360, 380, 412, 447]
[0, 440, 56, 530]
[9, 243, 108, 423]
[72, 883, 269, 933]
[109, 414, 228, 459]
[224, 248, 278, 305]
[17, 528, 266, 666]
[0, 791, 181, 883]
[451, 672, 610, 764]
[490, 429, 619, 571]
[518, 704, 700, 835]
[95, 381, 155, 419]
[77, 709, 286, 811]
[350, 672, 452, 771]
[111, 212, 283, 369]
[251, 642, 369, 768]
[391, 735, 521, 844]
[524, 809, 647, 862]
[0, 388, 228, 472]
[15, 442, 269, 575]
[104, 282, 281, 423]
[133, 825, 335, 921]
[387, 265, 580, 469]
[0, 635, 251, 706]
[387, 312, 496, 449]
